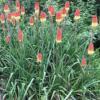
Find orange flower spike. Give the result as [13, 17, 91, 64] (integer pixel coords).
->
[18, 29, 23, 42]
[5, 35, 10, 44]
[16, 0, 20, 11]
[91, 15, 98, 27]
[10, 12, 16, 25]
[56, 27, 62, 43]
[4, 4, 10, 13]
[15, 11, 20, 21]
[61, 7, 67, 18]
[37, 52, 43, 63]
[21, 5, 25, 15]
[40, 11, 46, 22]
[0, 14, 5, 24]
[48, 6, 55, 16]
[56, 11, 62, 24]
[65, 1, 70, 11]
[81, 56, 87, 67]
[87, 42, 94, 55]
[74, 9, 80, 20]
[29, 16, 34, 26]
[34, 2, 40, 15]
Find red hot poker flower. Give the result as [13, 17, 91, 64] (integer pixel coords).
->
[14, 11, 20, 21]
[56, 27, 62, 43]
[5, 35, 10, 44]
[81, 56, 87, 67]
[34, 2, 39, 10]
[34, 2, 40, 15]
[29, 16, 34, 26]
[4, 4, 10, 13]
[56, 11, 62, 24]
[0, 14, 5, 24]
[65, 1, 70, 11]
[18, 29, 23, 42]
[21, 5, 25, 15]
[61, 7, 67, 18]
[92, 15, 98, 27]
[74, 9, 80, 20]
[40, 11, 46, 22]
[87, 42, 94, 55]
[37, 52, 43, 63]
[16, 0, 20, 11]
[48, 6, 55, 16]
[8, 12, 15, 25]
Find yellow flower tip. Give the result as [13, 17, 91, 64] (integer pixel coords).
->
[62, 14, 66, 18]
[91, 23, 98, 28]
[88, 50, 94, 55]
[35, 10, 39, 15]
[56, 19, 62, 24]
[15, 16, 20, 21]
[74, 16, 80, 20]
[37, 59, 42, 63]
[4, 10, 10, 13]
[21, 12, 25, 15]
[65, 8, 69, 12]
[56, 40, 62, 43]
[40, 18, 46, 22]
[29, 23, 34, 26]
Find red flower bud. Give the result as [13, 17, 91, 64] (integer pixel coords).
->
[92, 15, 98, 27]
[21, 5, 25, 15]
[87, 42, 94, 55]
[40, 11, 46, 22]
[65, 1, 70, 11]
[56, 27, 62, 43]
[74, 9, 80, 20]
[81, 56, 87, 67]
[14, 11, 20, 21]
[56, 11, 62, 24]
[61, 7, 66, 18]
[4, 4, 10, 13]
[34, 2, 40, 15]
[16, 0, 20, 11]
[37, 52, 42, 63]
[29, 16, 34, 26]
[48, 6, 55, 16]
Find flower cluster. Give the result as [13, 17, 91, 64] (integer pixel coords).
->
[0, 0, 99, 65]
